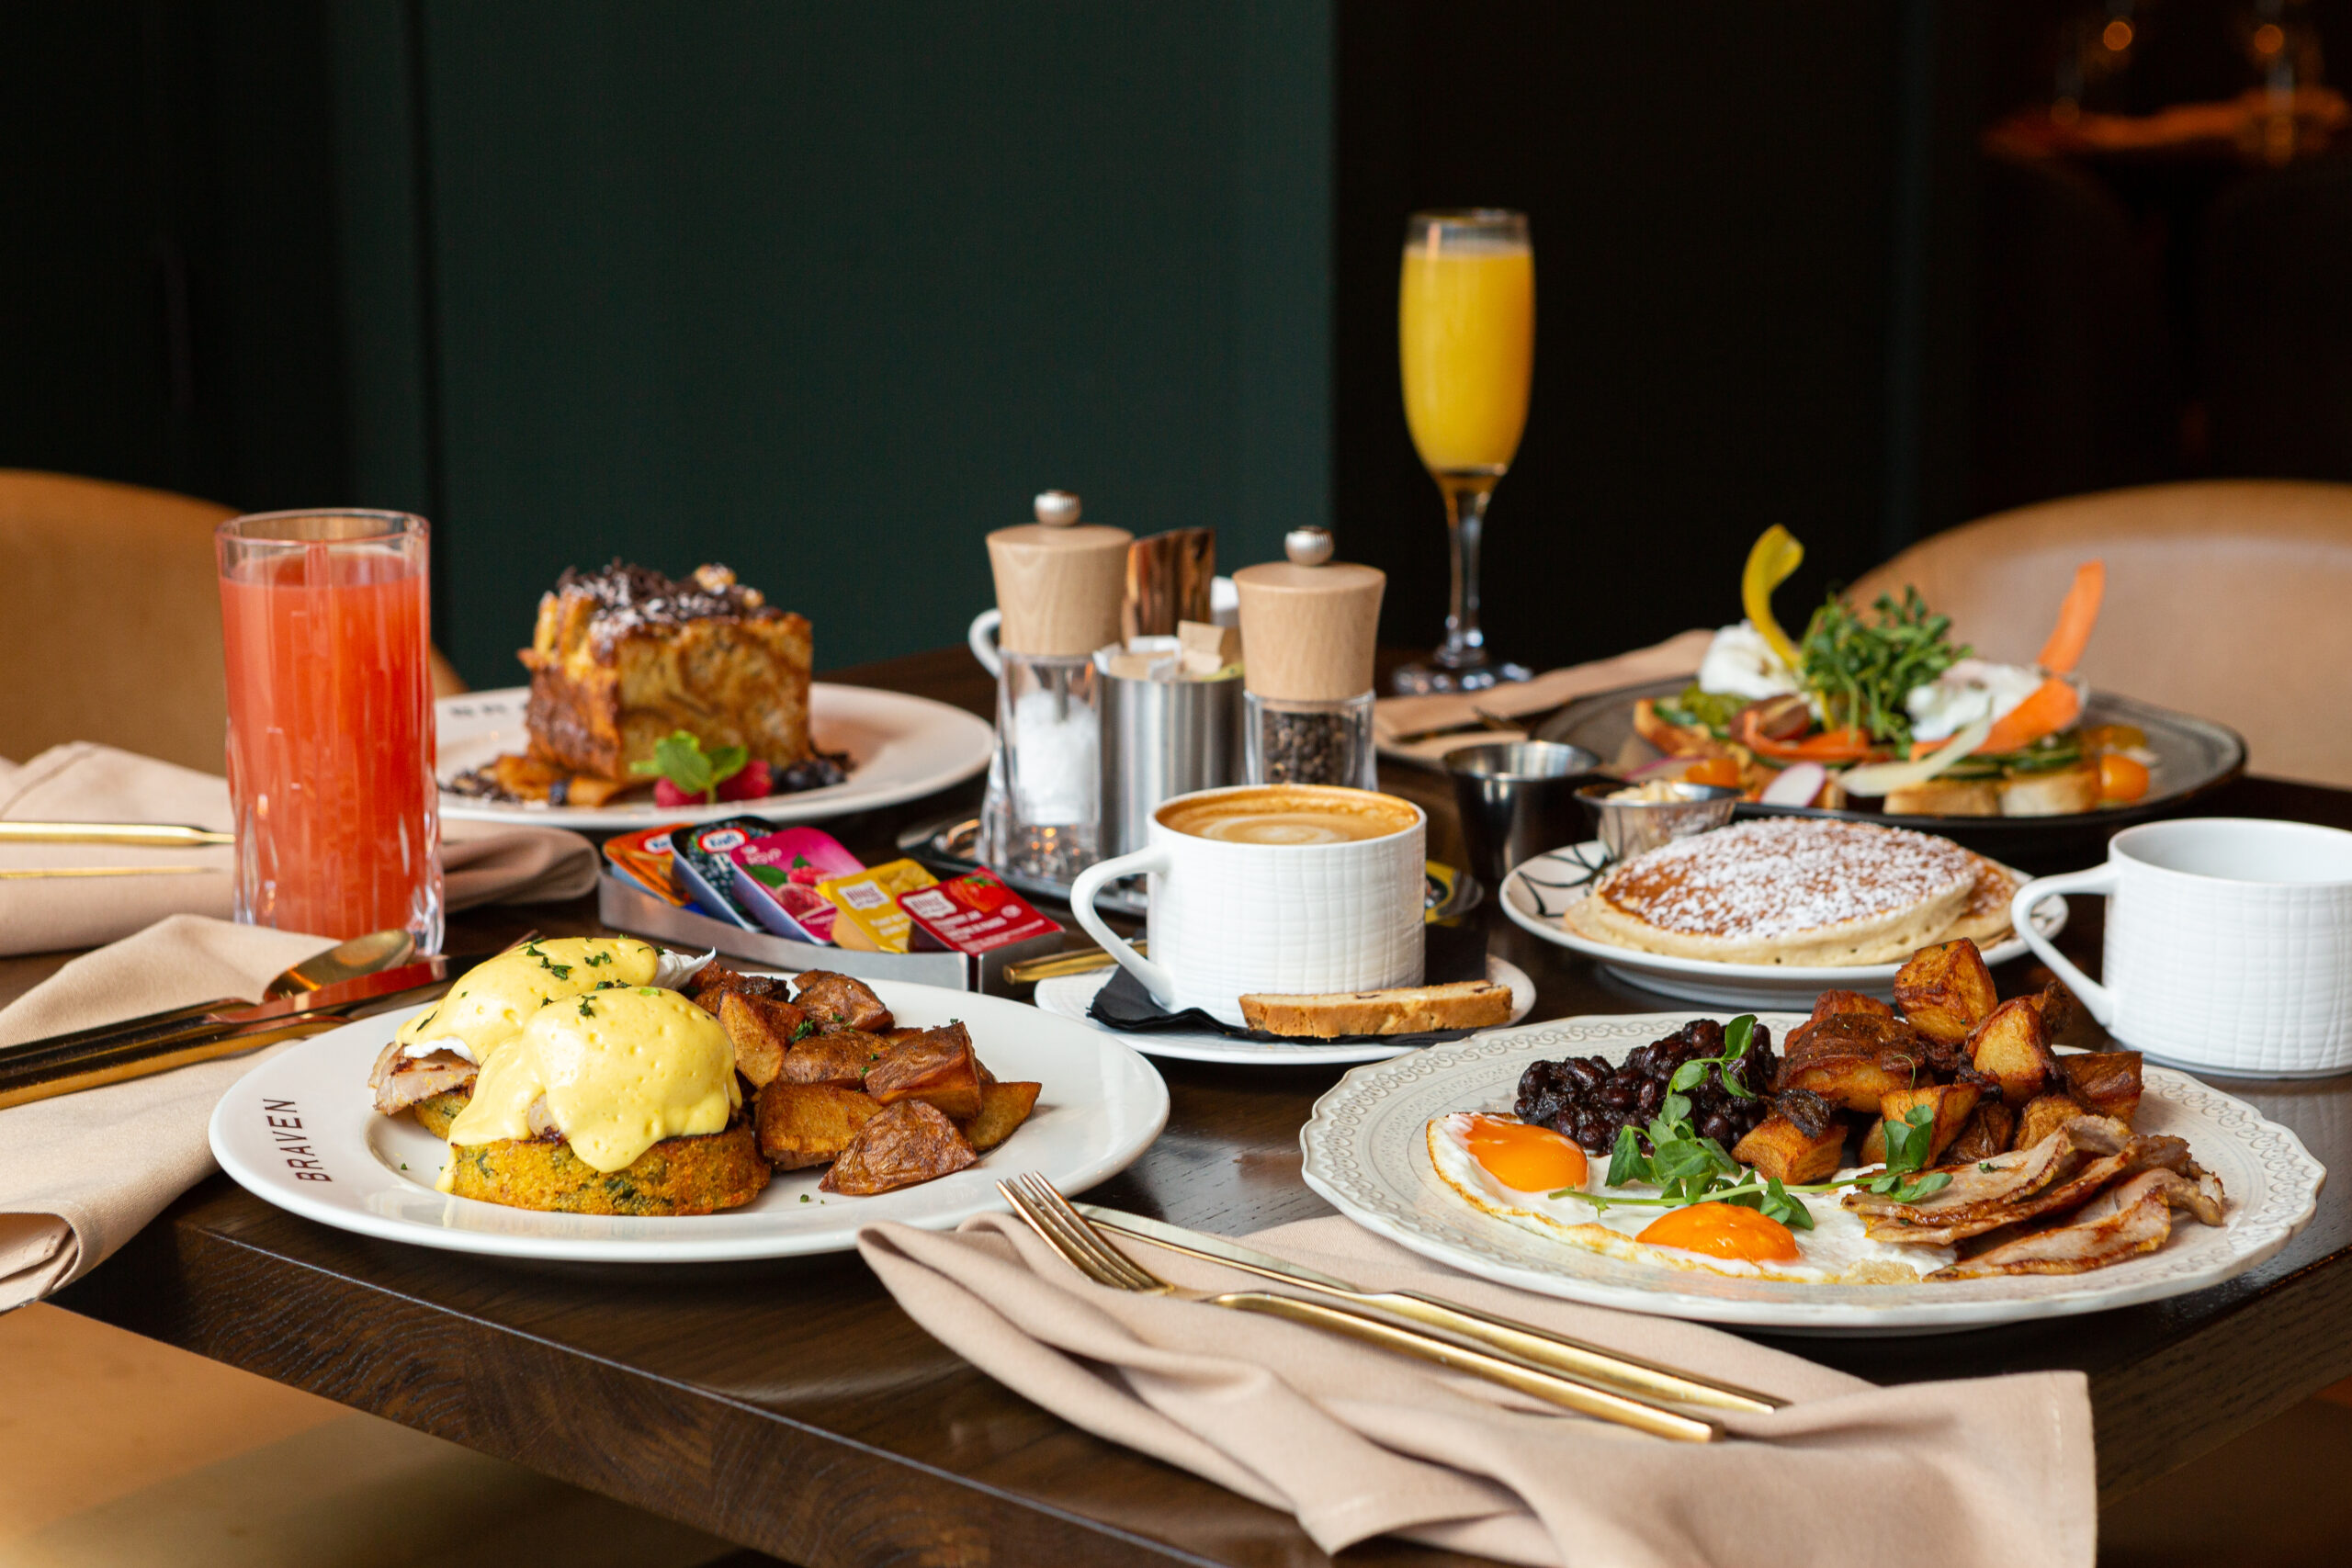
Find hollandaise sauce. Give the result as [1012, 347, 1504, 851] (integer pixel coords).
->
[396, 936, 661, 1064]
[443, 987, 739, 1180]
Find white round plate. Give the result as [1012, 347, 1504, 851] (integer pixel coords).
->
[1499, 841, 2064, 1009]
[209, 977, 1168, 1262]
[1301, 1011, 2325, 1334]
[1032, 956, 1536, 1066]
[435, 684, 994, 829]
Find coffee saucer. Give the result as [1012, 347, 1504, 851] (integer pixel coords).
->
[1032, 956, 1537, 1066]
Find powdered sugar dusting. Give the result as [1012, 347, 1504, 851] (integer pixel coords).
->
[1598, 818, 1977, 942]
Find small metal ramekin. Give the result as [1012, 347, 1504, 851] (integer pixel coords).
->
[1575, 779, 1742, 861]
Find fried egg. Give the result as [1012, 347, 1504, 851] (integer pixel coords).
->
[1427, 1112, 1955, 1284]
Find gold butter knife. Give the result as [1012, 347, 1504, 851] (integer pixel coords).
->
[0, 822, 232, 847]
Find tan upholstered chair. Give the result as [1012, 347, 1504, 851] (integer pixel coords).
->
[0, 470, 466, 773]
[1849, 480, 2352, 787]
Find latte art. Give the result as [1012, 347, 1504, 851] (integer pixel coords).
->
[1193, 811, 1393, 845]
[1158, 784, 1418, 846]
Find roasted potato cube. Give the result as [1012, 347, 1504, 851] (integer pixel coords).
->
[863, 1022, 985, 1120]
[1941, 1101, 2015, 1165]
[1810, 989, 1894, 1024]
[1731, 1089, 1847, 1184]
[791, 970, 894, 1032]
[691, 962, 784, 1010]
[755, 1082, 884, 1169]
[1776, 1014, 1926, 1112]
[1965, 997, 2058, 1107]
[1860, 1082, 1980, 1168]
[718, 991, 808, 1089]
[775, 1028, 888, 1088]
[2057, 1050, 2143, 1125]
[961, 1080, 1042, 1153]
[1781, 1053, 1920, 1114]
[820, 1100, 977, 1195]
[1893, 939, 1999, 1044]
[2015, 1091, 2088, 1152]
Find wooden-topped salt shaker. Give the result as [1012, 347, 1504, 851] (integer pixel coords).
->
[1233, 527, 1385, 788]
[978, 492, 1133, 883]
[986, 491, 1134, 658]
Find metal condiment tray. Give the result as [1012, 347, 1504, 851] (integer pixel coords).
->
[596, 873, 1060, 995]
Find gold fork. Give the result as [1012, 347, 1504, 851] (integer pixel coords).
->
[998, 1175, 1718, 1442]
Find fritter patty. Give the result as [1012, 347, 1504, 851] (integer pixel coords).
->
[411, 1088, 469, 1140]
[442, 1123, 769, 1215]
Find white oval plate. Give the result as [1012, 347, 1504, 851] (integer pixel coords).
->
[210, 977, 1168, 1262]
[435, 684, 994, 829]
[1032, 955, 1538, 1066]
[1499, 842, 2063, 1010]
[1301, 1012, 2325, 1334]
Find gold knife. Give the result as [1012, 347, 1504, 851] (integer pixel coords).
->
[0, 822, 232, 847]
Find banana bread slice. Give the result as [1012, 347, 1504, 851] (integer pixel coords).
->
[520, 561, 812, 782]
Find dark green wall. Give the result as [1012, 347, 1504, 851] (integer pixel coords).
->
[330, 0, 1332, 686]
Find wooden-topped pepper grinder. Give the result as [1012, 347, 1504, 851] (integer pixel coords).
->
[1232, 526, 1385, 789]
[979, 491, 1134, 880]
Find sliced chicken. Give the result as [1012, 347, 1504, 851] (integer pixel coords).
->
[369, 1040, 479, 1116]
[1928, 1168, 2224, 1280]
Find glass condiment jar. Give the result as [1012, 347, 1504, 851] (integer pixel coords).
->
[1234, 528, 1385, 791]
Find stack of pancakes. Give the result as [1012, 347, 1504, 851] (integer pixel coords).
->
[1563, 817, 2018, 966]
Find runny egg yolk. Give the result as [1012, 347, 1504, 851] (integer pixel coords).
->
[1463, 1115, 1588, 1192]
[1636, 1202, 1801, 1264]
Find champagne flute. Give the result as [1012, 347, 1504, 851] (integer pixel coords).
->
[1394, 209, 1534, 694]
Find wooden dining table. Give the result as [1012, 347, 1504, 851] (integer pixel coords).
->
[24, 647, 2352, 1568]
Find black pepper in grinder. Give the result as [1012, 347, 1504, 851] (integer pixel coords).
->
[1233, 527, 1384, 789]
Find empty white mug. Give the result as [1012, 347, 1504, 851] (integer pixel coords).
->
[2013, 817, 2352, 1077]
[1069, 784, 1426, 1027]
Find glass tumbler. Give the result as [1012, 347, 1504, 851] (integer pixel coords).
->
[216, 509, 443, 951]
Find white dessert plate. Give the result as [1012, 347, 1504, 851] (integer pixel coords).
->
[1032, 955, 1536, 1066]
[435, 684, 994, 829]
[1499, 841, 2062, 1010]
[1301, 1011, 2325, 1335]
[210, 976, 1168, 1262]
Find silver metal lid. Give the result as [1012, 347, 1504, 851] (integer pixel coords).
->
[1034, 491, 1082, 526]
[1283, 525, 1334, 566]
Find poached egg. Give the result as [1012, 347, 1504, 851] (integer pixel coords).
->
[393, 937, 667, 1066]
[1695, 621, 1804, 703]
[442, 986, 740, 1178]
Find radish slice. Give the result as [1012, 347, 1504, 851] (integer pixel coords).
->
[1840, 716, 1994, 797]
[1759, 761, 1827, 807]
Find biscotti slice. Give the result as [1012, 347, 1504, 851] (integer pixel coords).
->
[1238, 980, 1513, 1038]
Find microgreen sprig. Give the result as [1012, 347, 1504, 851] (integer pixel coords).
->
[1555, 1016, 1951, 1228]
[1796, 587, 1968, 746]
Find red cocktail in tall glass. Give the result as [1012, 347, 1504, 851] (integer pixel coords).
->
[216, 510, 443, 950]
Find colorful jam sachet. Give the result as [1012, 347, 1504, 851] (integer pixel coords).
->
[817, 858, 938, 953]
[727, 827, 865, 943]
[899, 868, 1061, 954]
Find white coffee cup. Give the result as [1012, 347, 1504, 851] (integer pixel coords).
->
[1069, 783, 1426, 1027]
[2014, 817, 2352, 1077]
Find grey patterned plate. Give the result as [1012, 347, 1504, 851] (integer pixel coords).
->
[1300, 1013, 2326, 1335]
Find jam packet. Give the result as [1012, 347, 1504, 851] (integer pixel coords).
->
[728, 827, 865, 943]
[602, 824, 691, 908]
[899, 868, 1061, 954]
[667, 817, 780, 929]
[817, 858, 937, 953]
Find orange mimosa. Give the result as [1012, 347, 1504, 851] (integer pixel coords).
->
[218, 511, 442, 948]
[1399, 241, 1534, 475]
[1392, 209, 1535, 694]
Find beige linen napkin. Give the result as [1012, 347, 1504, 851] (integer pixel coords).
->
[1374, 628, 1716, 767]
[0, 743, 597, 955]
[0, 915, 333, 1311]
[861, 1213, 2094, 1568]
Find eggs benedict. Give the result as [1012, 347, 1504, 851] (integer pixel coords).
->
[368, 937, 708, 1134]
[438, 985, 768, 1215]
